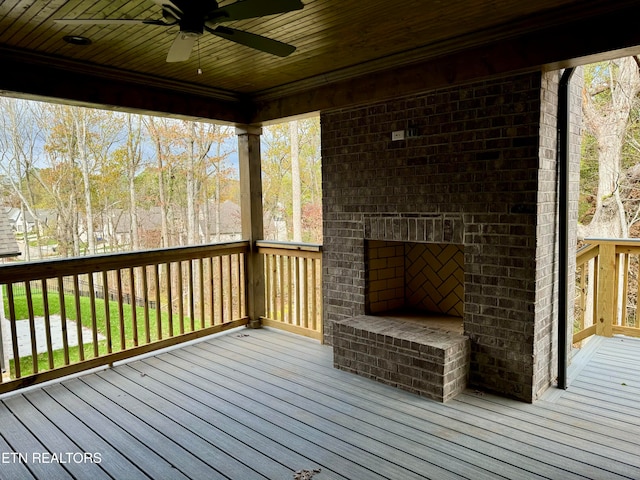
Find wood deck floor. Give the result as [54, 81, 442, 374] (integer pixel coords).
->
[0, 328, 638, 480]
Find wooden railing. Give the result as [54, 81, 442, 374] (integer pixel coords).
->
[0, 241, 249, 393]
[574, 238, 640, 343]
[258, 240, 323, 341]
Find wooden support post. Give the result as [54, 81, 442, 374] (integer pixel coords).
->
[596, 243, 615, 337]
[237, 125, 265, 328]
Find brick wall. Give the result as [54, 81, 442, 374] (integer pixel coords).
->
[321, 71, 580, 402]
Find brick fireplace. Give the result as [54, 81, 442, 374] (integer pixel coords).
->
[334, 215, 470, 402]
[321, 70, 581, 402]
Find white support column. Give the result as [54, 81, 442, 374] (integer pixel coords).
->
[237, 125, 265, 328]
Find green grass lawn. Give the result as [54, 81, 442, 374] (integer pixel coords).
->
[4, 289, 202, 378]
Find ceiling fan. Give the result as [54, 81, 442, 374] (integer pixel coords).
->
[54, 0, 304, 62]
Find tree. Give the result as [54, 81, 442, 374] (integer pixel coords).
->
[262, 117, 322, 243]
[581, 57, 640, 238]
[0, 98, 46, 259]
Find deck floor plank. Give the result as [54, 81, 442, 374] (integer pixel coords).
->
[208, 332, 633, 480]
[0, 423, 36, 479]
[62, 375, 227, 480]
[166, 343, 495, 480]
[23, 387, 150, 480]
[141, 353, 417, 480]
[0, 328, 639, 480]
[0, 401, 73, 480]
[42, 381, 190, 480]
[202, 336, 569, 479]
[80, 371, 265, 480]
[99, 365, 311, 480]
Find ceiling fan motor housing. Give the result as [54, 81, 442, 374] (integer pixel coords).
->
[180, 13, 204, 35]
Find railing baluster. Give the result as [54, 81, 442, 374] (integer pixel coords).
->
[178, 261, 185, 333]
[636, 254, 640, 328]
[593, 256, 599, 329]
[621, 253, 629, 327]
[287, 256, 293, 325]
[311, 258, 317, 332]
[264, 254, 271, 319]
[216, 257, 223, 324]
[41, 280, 54, 369]
[58, 276, 70, 365]
[7, 283, 20, 378]
[102, 271, 112, 354]
[87, 274, 99, 358]
[154, 264, 162, 340]
[240, 253, 246, 319]
[199, 258, 205, 329]
[226, 255, 232, 322]
[302, 258, 309, 329]
[153, 263, 164, 340]
[129, 267, 138, 347]
[235, 254, 242, 320]
[142, 266, 151, 344]
[25, 281, 38, 374]
[166, 262, 175, 335]
[209, 257, 215, 327]
[189, 260, 195, 332]
[116, 269, 126, 351]
[294, 256, 301, 327]
[578, 264, 586, 332]
[72, 275, 84, 361]
[277, 255, 283, 323]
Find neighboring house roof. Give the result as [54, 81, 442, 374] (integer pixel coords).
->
[0, 209, 20, 258]
[210, 200, 241, 235]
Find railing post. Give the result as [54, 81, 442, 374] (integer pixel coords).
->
[596, 242, 615, 337]
[237, 125, 265, 328]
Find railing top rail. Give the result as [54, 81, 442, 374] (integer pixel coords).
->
[582, 237, 640, 246]
[576, 243, 599, 266]
[256, 240, 322, 253]
[0, 240, 250, 284]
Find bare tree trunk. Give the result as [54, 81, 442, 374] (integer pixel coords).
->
[144, 117, 170, 248]
[126, 115, 142, 250]
[73, 109, 96, 254]
[582, 56, 640, 238]
[186, 122, 197, 245]
[290, 120, 302, 242]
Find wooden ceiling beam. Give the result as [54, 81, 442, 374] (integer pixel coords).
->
[2, 3, 640, 125]
[0, 47, 251, 124]
[250, 3, 640, 123]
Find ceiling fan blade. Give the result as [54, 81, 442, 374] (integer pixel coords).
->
[166, 32, 197, 62]
[54, 18, 168, 26]
[211, 0, 303, 22]
[208, 26, 295, 57]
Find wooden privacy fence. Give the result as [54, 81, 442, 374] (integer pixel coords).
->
[574, 238, 640, 343]
[258, 240, 323, 341]
[0, 241, 249, 393]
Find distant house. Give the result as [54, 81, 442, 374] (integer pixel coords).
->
[0, 209, 20, 258]
[199, 200, 242, 243]
[2, 207, 56, 236]
[3, 207, 34, 234]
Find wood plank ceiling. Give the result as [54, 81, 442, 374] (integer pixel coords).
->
[2, 0, 640, 124]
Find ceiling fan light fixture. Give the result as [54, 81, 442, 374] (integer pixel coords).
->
[63, 35, 92, 45]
